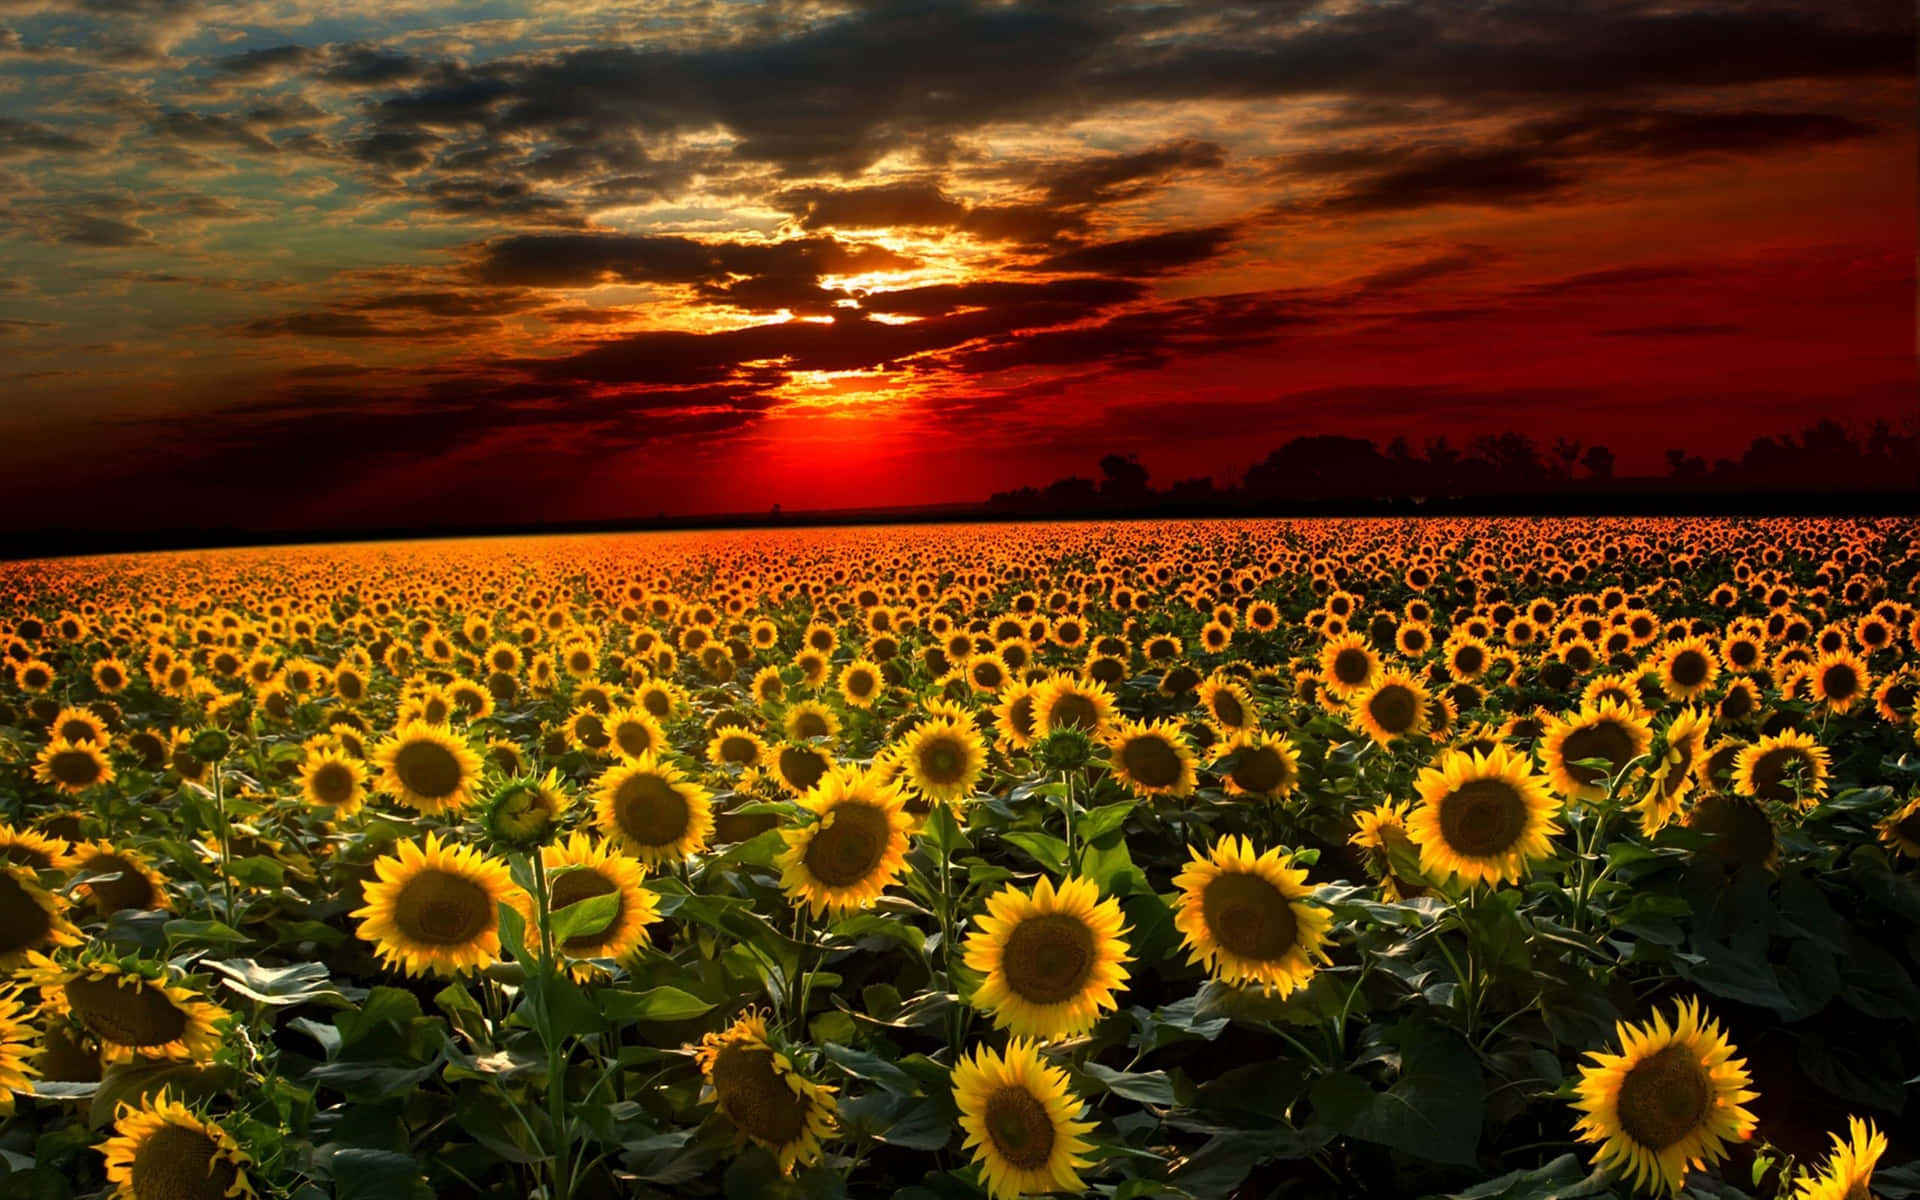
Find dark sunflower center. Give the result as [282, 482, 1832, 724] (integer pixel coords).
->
[803, 802, 890, 887]
[972, 662, 1003, 688]
[57, 718, 98, 742]
[1820, 665, 1858, 700]
[2, 842, 54, 870]
[80, 853, 157, 912]
[1000, 913, 1096, 1005]
[1008, 694, 1035, 739]
[549, 867, 621, 952]
[612, 720, 655, 758]
[48, 748, 104, 788]
[793, 710, 828, 739]
[1438, 779, 1529, 857]
[571, 713, 608, 749]
[778, 746, 829, 792]
[847, 670, 876, 697]
[1671, 651, 1709, 688]
[38, 1024, 102, 1083]
[1747, 747, 1809, 803]
[1560, 722, 1636, 787]
[1453, 645, 1485, 675]
[1046, 693, 1099, 731]
[711, 1045, 811, 1146]
[1896, 808, 1920, 845]
[1201, 871, 1298, 961]
[1616, 1044, 1713, 1151]
[130, 1122, 239, 1200]
[392, 869, 493, 946]
[0, 873, 53, 953]
[984, 1085, 1056, 1170]
[1333, 649, 1371, 685]
[393, 740, 464, 799]
[1367, 685, 1420, 734]
[918, 737, 967, 784]
[1231, 745, 1289, 795]
[1120, 734, 1183, 789]
[1210, 690, 1246, 728]
[719, 736, 759, 765]
[1721, 687, 1754, 720]
[65, 974, 190, 1048]
[1729, 641, 1758, 667]
[1691, 794, 1776, 868]
[614, 773, 691, 847]
[642, 691, 672, 717]
[309, 762, 357, 806]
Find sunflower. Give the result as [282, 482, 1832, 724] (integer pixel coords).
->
[771, 740, 834, 796]
[1442, 633, 1492, 682]
[1878, 795, 1920, 858]
[1351, 670, 1431, 745]
[991, 680, 1039, 751]
[783, 700, 841, 743]
[298, 747, 366, 818]
[1571, 997, 1758, 1197]
[350, 833, 529, 977]
[373, 721, 483, 815]
[1793, 1117, 1886, 1200]
[1194, 675, 1256, 734]
[72, 841, 171, 917]
[1685, 791, 1779, 872]
[1320, 632, 1381, 701]
[1406, 746, 1562, 887]
[776, 765, 912, 917]
[1808, 649, 1871, 716]
[25, 953, 228, 1065]
[0, 865, 83, 970]
[1027, 675, 1116, 739]
[33, 738, 114, 795]
[838, 658, 884, 708]
[1217, 729, 1301, 799]
[1638, 708, 1710, 836]
[694, 1012, 837, 1174]
[963, 875, 1131, 1038]
[898, 717, 988, 806]
[540, 833, 659, 973]
[100, 1088, 258, 1200]
[592, 753, 715, 864]
[1732, 728, 1830, 808]
[1172, 835, 1331, 996]
[1655, 636, 1721, 702]
[603, 705, 666, 761]
[752, 665, 787, 707]
[707, 725, 770, 770]
[50, 705, 109, 745]
[1539, 699, 1653, 803]
[0, 822, 77, 872]
[1349, 801, 1429, 901]
[1105, 719, 1197, 798]
[562, 705, 614, 756]
[952, 1038, 1096, 1200]
[0, 989, 36, 1115]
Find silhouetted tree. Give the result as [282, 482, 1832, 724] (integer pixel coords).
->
[1581, 445, 1615, 481]
[1553, 437, 1583, 480]
[1098, 454, 1151, 505]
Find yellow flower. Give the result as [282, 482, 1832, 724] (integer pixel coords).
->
[0, 865, 84, 971]
[1217, 730, 1301, 799]
[1172, 835, 1330, 995]
[33, 738, 114, 795]
[1351, 670, 1432, 745]
[592, 753, 714, 864]
[897, 716, 988, 806]
[952, 1037, 1096, 1200]
[0, 988, 38, 1116]
[1732, 728, 1830, 808]
[372, 721, 483, 815]
[963, 875, 1131, 1038]
[350, 833, 529, 977]
[694, 1012, 837, 1175]
[24, 953, 228, 1065]
[1539, 699, 1653, 802]
[1405, 746, 1562, 887]
[298, 746, 366, 817]
[1793, 1116, 1886, 1200]
[100, 1087, 257, 1200]
[1104, 718, 1197, 798]
[775, 765, 912, 917]
[540, 832, 660, 975]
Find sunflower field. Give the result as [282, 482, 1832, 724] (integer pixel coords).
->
[0, 517, 1917, 1200]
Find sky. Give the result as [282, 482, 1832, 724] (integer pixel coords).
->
[0, 0, 1913, 533]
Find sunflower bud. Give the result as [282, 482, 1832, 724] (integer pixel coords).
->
[189, 729, 230, 762]
[482, 771, 567, 850]
[1034, 727, 1095, 773]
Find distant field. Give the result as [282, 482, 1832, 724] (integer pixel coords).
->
[0, 517, 1915, 1200]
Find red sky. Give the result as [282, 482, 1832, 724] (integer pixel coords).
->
[0, 0, 1913, 534]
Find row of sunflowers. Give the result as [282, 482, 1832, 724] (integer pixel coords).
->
[0, 517, 1915, 1199]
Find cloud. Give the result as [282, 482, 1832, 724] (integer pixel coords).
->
[468, 232, 916, 289]
[1023, 224, 1242, 276]
[0, 116, 92, 157]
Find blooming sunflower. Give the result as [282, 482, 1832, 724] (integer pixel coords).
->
[1793, 1117, 1886, 1200]
[991, 681, 1039, 751]
[1027, 675, 1116, 739]
[0, 865, 84, 970]
[605, 705, 666, 761]
[1570, 997, 1758, 1197]
[71, 841, 171, 917]
[953, 1038, 1096, 1200]
[50, 705, 109, 746]
[0, 821, 77, 872]
[373, 721, 483, 815]
[1406, 746, 1562, 887]
[1655, 636, 1721, 702]
[838, 658, 884, 708]
[1732, 728, 1830, 808]
[776, 765, 912, 917]
[694, 1012, 837, 1175]
[1808, 648, 1871, 716]
[1320, 632, 1381, 700]
[1638, 707, 1710, 836]
[898, 716, 988, 806]
[1194, 675, 1257, 735]
[350, 833, 529, 977]
[540, 833, 659, 974]
[1217, 729, 1301, 799]
[1172, 835, 1331, 996]
[0, 987, 38, 1114]
[1104, 719, 1197, 799]
[1349, 801, 1429, 901]
[298, 747, 366, 818]
[33, 738, 114, 795]
[592, 753, 714, 864]
[772, 741, 835, 796]
[1878, 795, 1920, 858]
[100, 1088, 257, 1200]
[24, 952, 228, 1065]
[1539, 699, 1653, 803]
[707, 724, 770, 770]
[963, 875, 1131, 1038]
[1351, 670, 1431, 745]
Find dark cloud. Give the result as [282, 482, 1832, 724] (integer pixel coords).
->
[1035, 138, 1227, 206]
[1023, 224, 1241, 276]
[859, 277, 1146, 318]
[207, 43, 311, 79]
[316, 44, 433, 88]
[469, 232, 916, 289]
[239, 311, 496, 339]
[1355, 244, 1503, 292]
[347, 290, 542, 317]
[1308, 145, 1577, 213]
[420, 176, 583, 226]
[147, 110, 278, 153]
[1523, 107, 1879, 157]
[50, 214, 152, 247]
[773, 181, 1088, 244]
[0, 117, 93, 157]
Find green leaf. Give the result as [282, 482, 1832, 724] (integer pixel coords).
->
[600, 986, 716, 1023]
[161, 918, 250, 947]
[325, 1146, 433, 1200]
[1309, 1020, 1485, 1166]
[1081, 1062, 1176, 1106]
[1078, 801, 1134, 842]
[922, 801, 972, 859]
[822, 1044, 919, 1096]
[1001, 831, 1067, 875]
[549, 888, 621, 944]
[206, 958, 348, 1007]
[1417, 1154, 1609, 1199]
[829, 913, 926, 954]
[495, 897, 530, 964]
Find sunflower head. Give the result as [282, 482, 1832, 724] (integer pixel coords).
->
[100, 1087, 258, 1200]
[776, 765, 912, 918]
[373, 721, 483, 815]
[1539, 699, 1654, 803]
[1406, 745, 1563, 887]
[349, 833, 529, 977]
[592, 753, 715, 864]
[25, 951, 229, 1065]
[963, 875, 1132, 1039]
[1792, 1116, 1886, 1200]
[1217, 730, 1300, 799]
[952, 1037, 1096, 1200]
[1104, 718, 1197, 799]
[1571, 997, 1757, 1197]
[540, 832, 659, 973]
[898, 717, 988, 806]
[1172, 835, 1331, 996]
[483, 769, 572, 850]
[694, 1012, 837, 1175]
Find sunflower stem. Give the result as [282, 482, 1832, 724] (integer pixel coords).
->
[531, 852, 574, 1200]
[211, 758, 236, 926]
